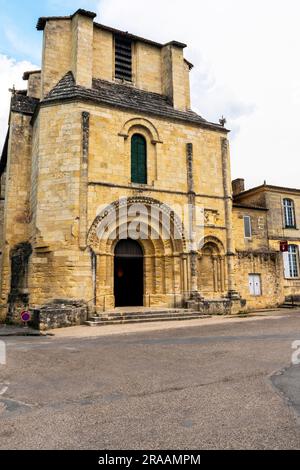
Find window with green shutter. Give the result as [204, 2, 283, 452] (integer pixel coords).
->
[131, 134, 147, 184]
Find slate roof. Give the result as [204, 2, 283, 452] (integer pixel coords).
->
[233, 203, 268, 211]
[42, 72, 226, 131]
[11, 92, 39, 115]
[234, 184, 300, 198]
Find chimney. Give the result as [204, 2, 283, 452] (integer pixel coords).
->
[232, 178, 245, 196]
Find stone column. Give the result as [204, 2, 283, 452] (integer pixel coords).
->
[186, 143, 202, 300]
[154, 257, 163, 294]
[213, 256, 218, 292]
[182, 255, 188, 298]
[220, 257, 226, 292]
[173, 256, 180, 292]
[79, 112, 89, 250]
[164, 255, 174, 294]
[221, 138, 240, 299]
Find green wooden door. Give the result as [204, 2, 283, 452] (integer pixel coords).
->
[131, 134, 147, 184]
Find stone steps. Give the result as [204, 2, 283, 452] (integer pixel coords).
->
[280, 303, 300, 309]
[85, 309, 209, 327]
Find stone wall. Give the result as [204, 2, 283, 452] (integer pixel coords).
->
[27, 72, 41, 99]
[18, 95, 229, 313]
[41, 19, 72, 97]
[0, 112, 33, 321]
[32, 301, 88, 331]
[233, 206, 269, 252]
[0, 171, 6, 248]
[233, 251, 284, 309]
[39, 12, 191, 108]
[187, 298, 247, 315]
[93, 28, 113, 82]
[235, 187, 300, 300]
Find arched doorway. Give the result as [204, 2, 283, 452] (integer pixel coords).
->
[114, 239, 144, 307]
[198, 238, 226, 298]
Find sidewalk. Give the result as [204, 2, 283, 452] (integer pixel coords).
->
[48, 310, 288, 339]
[0, 325, 43, 337]
[0, 309, 292, 339]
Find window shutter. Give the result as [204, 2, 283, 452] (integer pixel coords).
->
[248, 275, 255, 296]
[131, 135, 147, 184]
[283, 252, 290, 278]
[131, 137, 138, 183]
[254, 275, 261, 296]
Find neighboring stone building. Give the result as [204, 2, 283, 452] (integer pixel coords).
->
[233, 180, 300, 301]
[232, 200, 283, 310]
[0, 9, 288, 329]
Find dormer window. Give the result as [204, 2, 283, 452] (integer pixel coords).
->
[115, 35, 132, 82]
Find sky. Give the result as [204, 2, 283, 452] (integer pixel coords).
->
[0, 0, 299, 190]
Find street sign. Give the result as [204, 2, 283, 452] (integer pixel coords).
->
[21, 311, 31, 323]
[280, 241, 289, 253]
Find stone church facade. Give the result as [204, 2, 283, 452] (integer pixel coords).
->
[0, 9, 295, 329]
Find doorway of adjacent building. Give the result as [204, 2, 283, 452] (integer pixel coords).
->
[114, 239, 144, 307]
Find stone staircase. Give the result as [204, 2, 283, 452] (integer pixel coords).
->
[85, 307, 209, 327]
[280, 296, 300, 309]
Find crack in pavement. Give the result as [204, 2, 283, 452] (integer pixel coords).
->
[0, 396, 38, 415]
[271, 365, 300, 423]
[0, 370, 267, 418]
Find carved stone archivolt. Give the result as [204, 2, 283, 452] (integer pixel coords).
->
[87, 196, 187, 254]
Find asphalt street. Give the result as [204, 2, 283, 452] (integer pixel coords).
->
[1, 311, 300, 450]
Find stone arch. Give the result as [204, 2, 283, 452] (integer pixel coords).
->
[87, 196, 186, 253]
[198, 236, 226, 297]
[199, 236, 225, 254]
[118, 118, 162, 144]
[119, 119, 162, 185]
[87, 197, 187, 311]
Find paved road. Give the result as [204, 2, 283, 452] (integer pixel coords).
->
[1, 311, 300, 450]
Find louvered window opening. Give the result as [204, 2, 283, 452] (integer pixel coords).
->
[115, 36, 132, 81]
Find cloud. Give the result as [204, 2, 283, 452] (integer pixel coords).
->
[98, 0, 300, 188]
[3, 24, 41, 63]
[0, 54, 38, 150]
[1, 0, 299, 189]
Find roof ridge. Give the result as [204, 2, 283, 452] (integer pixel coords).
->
[92, 77, 169, 101]
[236, 183, 300, 196]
